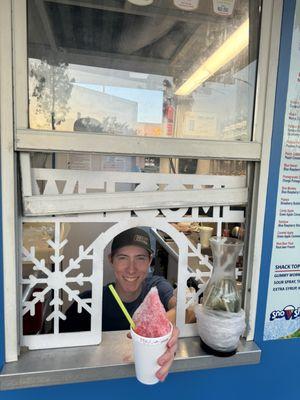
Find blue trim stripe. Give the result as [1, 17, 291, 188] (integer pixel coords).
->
[255, 0, 297, 344]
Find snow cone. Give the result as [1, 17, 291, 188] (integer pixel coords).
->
[130, 287, 172, 385]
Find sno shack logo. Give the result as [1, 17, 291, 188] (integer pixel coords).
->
[270, 305, 300, 321]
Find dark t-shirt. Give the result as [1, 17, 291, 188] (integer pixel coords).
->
[60, 275, 174, 332]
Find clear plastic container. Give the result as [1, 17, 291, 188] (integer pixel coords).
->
[203, 236, 243, 313]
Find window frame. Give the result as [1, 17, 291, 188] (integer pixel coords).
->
[0, 0, 283, 362]
[16, 129, 262, 159]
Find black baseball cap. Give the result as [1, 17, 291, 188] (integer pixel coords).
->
[111, 228, 153, 255]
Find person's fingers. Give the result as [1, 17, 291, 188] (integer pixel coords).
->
[156, 357, 174, 382]
[158, 372, 168, 383]
[167, 326, 179, 348]
[157, 342, 178, 366]
[157, 325, 179, 366]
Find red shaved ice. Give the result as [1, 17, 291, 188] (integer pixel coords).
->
[133, 287, 171, 338]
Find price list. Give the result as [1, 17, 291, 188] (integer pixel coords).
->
[264, 1, 300, 340]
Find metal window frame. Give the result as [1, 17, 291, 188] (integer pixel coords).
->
[16, 129, 262, 159]
[0, 0, 283, 361]
[245, 0, 283, 340]
[0, 0, 19, 363]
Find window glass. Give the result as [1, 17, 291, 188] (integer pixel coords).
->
[27, 0, 261, 141]
[32, 152, 246, 174]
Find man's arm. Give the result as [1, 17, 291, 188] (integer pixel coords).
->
[166, 296, 177, 324]
[166, 292, 196, 324]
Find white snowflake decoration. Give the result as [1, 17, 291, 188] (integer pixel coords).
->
[22, 222, 101, 349]
[21, 170, 246, 349]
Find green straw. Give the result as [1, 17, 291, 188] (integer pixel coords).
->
[108, 284, 136, 330]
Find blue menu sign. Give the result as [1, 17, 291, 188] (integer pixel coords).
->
[264, 1, 300, 340]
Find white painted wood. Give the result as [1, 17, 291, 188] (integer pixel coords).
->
[13, 0, 28, 358]
[245, 0, 283, 341]
[0, 0, 18, 362]
[22, 208, 245, 224]
[13, 0, 28, 130]
[251, 0, 274, 144]
[30, 168, 246, 195]
[19, 154, 33, 197]
[22, 221, 102, 349]
[23, 187, 248, 216]
[22, 332, 103, 350]
[16, 129, 262, 160]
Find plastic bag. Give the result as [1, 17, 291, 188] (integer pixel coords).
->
[195, 304, 246, 352]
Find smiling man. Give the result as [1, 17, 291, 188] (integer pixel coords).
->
[102, 228, 177, 331]
[104, 227, 179, 382]
[61, 227, 179, 382]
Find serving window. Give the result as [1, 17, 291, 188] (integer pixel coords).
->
[20, 0, 260, 348]
[2, 0, 281, 383]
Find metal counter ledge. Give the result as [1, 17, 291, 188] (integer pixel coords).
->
[0, 332, 261, 390]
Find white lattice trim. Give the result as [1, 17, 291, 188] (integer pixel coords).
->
[31, 169, 246, 195]
[22, 221, 99, 348]
[23, 187, 248, 216]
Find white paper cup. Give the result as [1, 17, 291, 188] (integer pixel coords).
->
[199, 226, 214, 248]
[130, 321, 173, 385]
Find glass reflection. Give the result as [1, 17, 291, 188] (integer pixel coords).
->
[27, 0, 261, 141]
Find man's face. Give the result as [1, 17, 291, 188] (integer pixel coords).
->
[110, 245, 151, 300]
